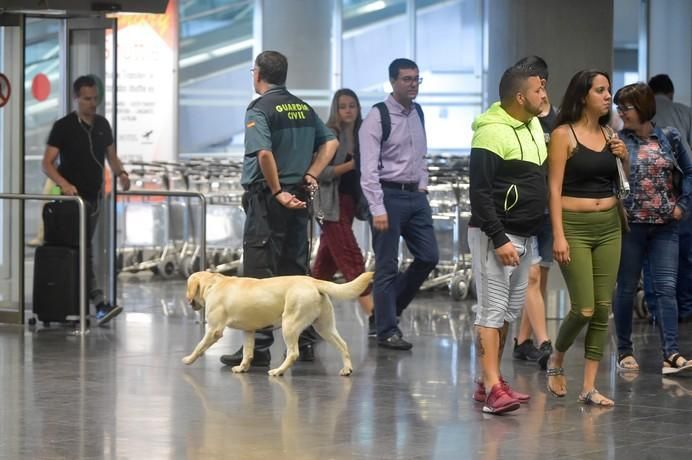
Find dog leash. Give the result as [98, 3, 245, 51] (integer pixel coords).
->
[305, 183, 324, 275]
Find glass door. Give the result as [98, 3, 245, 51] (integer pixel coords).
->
[22, 16, 67, 323]
[61, 17, 118, 310]
[0, 15, 24, 323]
[17, 15, 116, 323]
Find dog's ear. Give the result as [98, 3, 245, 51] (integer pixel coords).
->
[186, 274, 202, 309]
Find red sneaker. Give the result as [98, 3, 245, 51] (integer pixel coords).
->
[501, 379, 531, 403]
[473, 381, 486, 402]
[473, 379, 530, 403]
[482, 383, 520, 414]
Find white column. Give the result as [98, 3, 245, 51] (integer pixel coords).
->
[648, 0, 692, 105]
[485, 0, 614, 107]
[255, 0, 336, 117]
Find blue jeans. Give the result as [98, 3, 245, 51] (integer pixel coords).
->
[677, 217, 692, 320]
[533, 213, 554, 267]
[643, 259, 657, 322]
[613, 221, 680, 358]
[371, 189, 438, 339]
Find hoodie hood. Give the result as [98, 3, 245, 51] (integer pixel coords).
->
[471, 101, 547, 165]
[472, 102, 525, 131]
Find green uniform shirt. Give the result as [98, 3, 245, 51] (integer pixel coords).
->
[241, 86, 334, 186]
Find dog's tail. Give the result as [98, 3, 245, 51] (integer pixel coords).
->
[313, 272, 374, 300]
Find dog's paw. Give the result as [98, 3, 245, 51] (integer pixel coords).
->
[182, 356, 195, 365]
[339, 367, 353, 377]
[267, 368, 285, 377]
[231, 365, 249, 373]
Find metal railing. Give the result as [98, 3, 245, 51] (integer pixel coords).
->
[0, 193, 88, 335]
[117, 190, 208, 329]
[2, 191, 208, 332]
[116, 190, 207, 278]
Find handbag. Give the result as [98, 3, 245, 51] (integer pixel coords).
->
[615, 197, 631, 233]
[615, 157, 630, 200]
[614, 156, 631, 232]
[604, 126, 631, 232]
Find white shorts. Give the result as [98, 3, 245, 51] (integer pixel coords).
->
[468, 227, 534, 328]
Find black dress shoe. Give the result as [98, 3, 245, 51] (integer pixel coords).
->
[282, 344, 315, 362]
[537, 340, 553, 371]
[368, 315, 377, 338]
[220, 347, 271, 367]
[299, 344, 315, 361]
[377, 334, 413, 350]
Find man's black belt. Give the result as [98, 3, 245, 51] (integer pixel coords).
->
[380, 180, 418, 192]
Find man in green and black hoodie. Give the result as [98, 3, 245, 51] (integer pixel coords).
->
[469, 65, 547, 415]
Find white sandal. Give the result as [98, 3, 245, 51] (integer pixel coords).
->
[662, 353, 692, 375]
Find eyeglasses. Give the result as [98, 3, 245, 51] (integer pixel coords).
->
[616, 104, 635, 113]
[399, 76, 423, 85]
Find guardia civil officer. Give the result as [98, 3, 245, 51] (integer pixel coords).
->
[220, 51, 339, 368]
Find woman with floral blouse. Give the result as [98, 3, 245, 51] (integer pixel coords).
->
[612, 82, 692, 375]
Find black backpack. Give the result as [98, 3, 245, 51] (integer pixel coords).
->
[372, 101, 425, 169]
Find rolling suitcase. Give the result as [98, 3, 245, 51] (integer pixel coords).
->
[32, 245, 81, 324]
[43, 200, 81, 248]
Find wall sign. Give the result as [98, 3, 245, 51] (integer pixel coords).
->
[0, 73, 10, 108]
[31, 73, 50, 102]
[105, 0, 177, 161]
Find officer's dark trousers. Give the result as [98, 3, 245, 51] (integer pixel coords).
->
[371, 188, 439, 339]
[242, 182, 318, 350]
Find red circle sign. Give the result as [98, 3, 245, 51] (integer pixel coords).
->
[0, 73, 10, 108]
[32, 73, 51, 102]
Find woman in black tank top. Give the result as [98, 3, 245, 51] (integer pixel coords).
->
[545, 70, 629, 407]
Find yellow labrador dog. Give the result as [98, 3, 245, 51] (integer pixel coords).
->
[183, 271, 373, 377]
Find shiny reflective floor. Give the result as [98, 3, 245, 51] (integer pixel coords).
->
[2, 274, 692, 460]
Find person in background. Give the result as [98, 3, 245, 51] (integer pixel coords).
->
[649, 74, 692, 149]
[511, 55, 555, 370]
[311, 88, 375, 335]
[648, 74, 692, 323]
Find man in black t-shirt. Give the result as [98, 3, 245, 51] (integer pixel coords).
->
[41, 75, 131, 326]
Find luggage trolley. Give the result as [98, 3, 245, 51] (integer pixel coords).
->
[155, 161, 193, 278]
[397, 156, 473, 300]
[116, 162, 177, 278]
[416, 179, 472, 300]
[203, 190, 245, 275]
[182, 160, 246, 276]
[448, 179, 473, 300]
